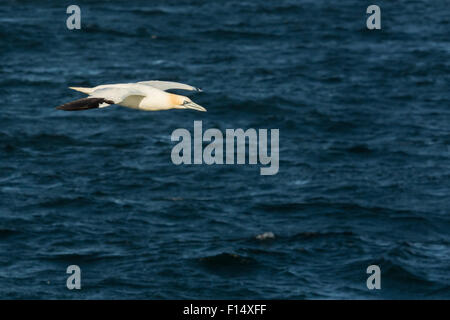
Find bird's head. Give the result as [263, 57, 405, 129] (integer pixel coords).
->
[171, 94, 206, 112]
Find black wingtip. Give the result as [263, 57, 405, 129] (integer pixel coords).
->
[56, 98, 114, 111]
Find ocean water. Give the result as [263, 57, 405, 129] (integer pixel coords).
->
[0, 0, 449, 299]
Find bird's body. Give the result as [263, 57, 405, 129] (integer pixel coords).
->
[56, 81, 206, 112]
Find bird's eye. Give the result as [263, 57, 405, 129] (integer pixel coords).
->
[183, 100, 189, 105]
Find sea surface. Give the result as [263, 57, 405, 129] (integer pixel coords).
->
[0, 0, 449, 299]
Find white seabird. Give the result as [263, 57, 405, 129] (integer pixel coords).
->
[56, 80, 206, 112]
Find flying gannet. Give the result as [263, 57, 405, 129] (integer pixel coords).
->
[56, 80, 206, 112]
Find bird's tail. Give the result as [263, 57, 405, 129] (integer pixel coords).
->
[69, 87, 94, 94]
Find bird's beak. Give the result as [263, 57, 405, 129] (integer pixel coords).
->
[183, 102, 207, 112]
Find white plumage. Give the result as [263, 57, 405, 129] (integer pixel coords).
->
[56, 80, 206, 112]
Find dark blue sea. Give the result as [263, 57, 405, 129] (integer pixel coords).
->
[0, 0, 449, 299]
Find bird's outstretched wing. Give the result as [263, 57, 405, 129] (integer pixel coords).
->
[138, 80, 202, 92]
[56, 97, 115, 111]
[56, 87, 146, 111]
